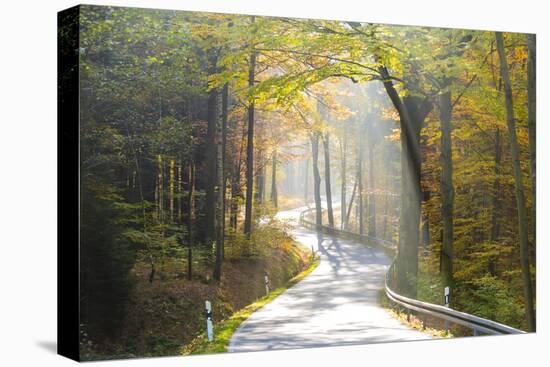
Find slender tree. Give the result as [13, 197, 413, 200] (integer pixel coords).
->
[243, 16, 257, 236]
[213, 83, 228, 281]
[311, 132, 323, 229]
[367, 129, 376, 237]
[304, 157, 310, 205]
[439, 91, 454, 292]
[496, 32, 535, 331]
[205, 68, 219, 243]
[271, 149, 278, 207]
[323, 132, 335, 227]
[526, 34, 536, 248]
[187, 162, 195, 280]
[339, 131, 347, 230]
[357, 121, 364, 235]
[489, 128, 502, 276]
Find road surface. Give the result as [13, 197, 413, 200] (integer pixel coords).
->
[228, 206, 432, 352]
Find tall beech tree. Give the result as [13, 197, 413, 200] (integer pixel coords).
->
[439, 91, 454, 292]
[243, 16, 257, 236]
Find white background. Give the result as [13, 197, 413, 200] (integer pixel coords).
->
[0, 0, 547, 366]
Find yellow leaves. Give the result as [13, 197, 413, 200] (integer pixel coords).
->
[381, 106, 399, 122]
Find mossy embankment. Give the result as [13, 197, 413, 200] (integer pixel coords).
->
[183, 256, 319, 355]
[82, 223, 316, 360]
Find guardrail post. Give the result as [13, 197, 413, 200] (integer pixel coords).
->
[473, 328, 478, 336]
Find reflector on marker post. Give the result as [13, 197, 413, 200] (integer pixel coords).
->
[444, 286, 450, 334]
[205, 300, 213, 342]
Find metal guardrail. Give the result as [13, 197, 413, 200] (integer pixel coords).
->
[298, 207, 526, 336]
[299, 207, 396, 253]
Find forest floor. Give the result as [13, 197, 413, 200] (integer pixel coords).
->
[88, 227, 313, 360]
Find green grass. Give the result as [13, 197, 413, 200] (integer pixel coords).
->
[183, 256, 320, 355]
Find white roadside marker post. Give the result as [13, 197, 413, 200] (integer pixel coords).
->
[265, 275, 270, 296]
[205, 300, 214, 342]
[444, 286, 450, 334]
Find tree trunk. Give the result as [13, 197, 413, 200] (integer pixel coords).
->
[439, 91, 454, 293]
[379, 65, 432, 298]
[271, 149, 278, 207]
[213, 83, 228, 281]
[489, 128, 502, 276]
[368, 136, 376, 237]
[230, 125, 246, 229]
[496, 32, 535, 331]
[177, 162, 182, 223]
[311, 132, 322, 230]
[304, 158, 309, 206]
[357, 125, 364, 235]
[256, 151, 265, 204]
[527, 33, 536, 257]
[243, 16, 256, 236]
[323, 133, 334, 227]
[345, 181, 357, 230]
[340, 132, 347, 230]
[169, 159, 175, 222]
[205, 86, 218, 243]
[187, 162, 195, 281]
[221, 83, 228, 260]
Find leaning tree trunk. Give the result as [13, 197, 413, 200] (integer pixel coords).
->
[323, 132, 334, 228]
[396, 104, 422, 298]
[439, 91, 454, 295]
[527, 33, 536, 256]
[379, 65, 432, 298]
[243, 16, 256, 236]
[496, 32, 535, 331]
[311, 132, 322, 230]
[346, 181, 357, 230]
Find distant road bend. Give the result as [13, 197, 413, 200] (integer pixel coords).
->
[229, 206, 431, 353]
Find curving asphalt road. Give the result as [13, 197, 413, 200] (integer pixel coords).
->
[228, 206, 432, 353]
